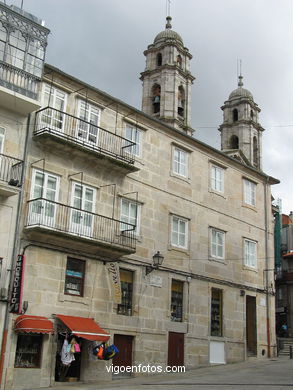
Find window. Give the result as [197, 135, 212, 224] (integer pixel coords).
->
[173, 147, 188, 178]
[64, 257, 85, 296]
[211, 288, 223, 336]
[0, 126, 5, 154]
[244, 239, 257, 268]
[77, 100, 100, 144]
[230, 135, 239, 149]
[211, 165, 224, 192]
[152, 84, 161, 114]
[117, 269, 133, 316]
[210, 228, 225, 260]
[233, 108, 238, 122]
[14, 334, 42, 368]
[70, 182, 95, 237]
[125, 124, 141, 157]
[244, 179, 256, 206]
[120, 198, 139, 234]
[41, 84, 67, 131]
[28, 170, 59, 227]
[171, 215, 188, 249]
[156, 52, 162, 66]
[171, 280, 183, 322]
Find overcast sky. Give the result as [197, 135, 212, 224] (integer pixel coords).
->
[10, 0, 293, 214]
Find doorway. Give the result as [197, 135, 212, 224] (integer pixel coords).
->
[55, 333, 82, 382]
[168, 332, 184, 367]
[246, 296, 257, 356]
[113, 334, 133, 377]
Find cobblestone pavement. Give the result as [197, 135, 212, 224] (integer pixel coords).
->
[31, 357, 293, 390]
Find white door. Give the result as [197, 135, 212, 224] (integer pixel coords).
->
[76, 101, 100, 145]
[28, 170, 58, 227]
[70, 183, 95, 237]
[41, 84, 67, 132]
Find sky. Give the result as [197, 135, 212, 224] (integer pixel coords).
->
[8, 0, 293, 214]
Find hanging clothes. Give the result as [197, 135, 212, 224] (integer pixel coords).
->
[61, 339, 75, 366]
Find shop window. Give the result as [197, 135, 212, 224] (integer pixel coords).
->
[14, 334, 42, 368]
[117, 269, 133, 316]
[64, 257, 85, 296]
[211, 288, 223, 336]
[171, 280, 183, 322]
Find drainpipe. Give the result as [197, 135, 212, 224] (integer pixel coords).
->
[264, 176, 271, 358]
[0, 113, 31, 388]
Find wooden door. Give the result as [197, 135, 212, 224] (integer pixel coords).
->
[168, 332, 184, 367]
[113, 334, 133, 371]
[246, 296, 257, 355]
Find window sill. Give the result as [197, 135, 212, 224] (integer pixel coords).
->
[170, 171, 191, 184]
[168, 244, 189, 255]
[242, 265, 258, 273]
[209, 256, 227, 265]
[242, 203, 257, 212]
[58, 293, 90, 306]
[208, 189, 226, 199]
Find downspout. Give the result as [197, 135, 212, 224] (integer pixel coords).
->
[0, 113, 31, 389]
[264, 176, 271, 358]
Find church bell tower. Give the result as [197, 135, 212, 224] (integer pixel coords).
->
[219, 75, 264, 170]
[140, 17, 195, 135]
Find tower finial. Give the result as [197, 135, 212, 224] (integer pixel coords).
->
[166, 16, 172, 29]
[238, 59, 243, 87]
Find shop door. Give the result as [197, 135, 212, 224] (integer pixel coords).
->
[246, 296, 257, 356]
[113, 334, 133, 376]
[55, 334, 82, 382]
[168, 332, 184, 367]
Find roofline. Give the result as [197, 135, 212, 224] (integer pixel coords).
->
[44, 63, 280, 186]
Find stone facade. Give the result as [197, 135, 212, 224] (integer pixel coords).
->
[0, 7, 279, 390]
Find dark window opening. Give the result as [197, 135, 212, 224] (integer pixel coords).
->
[171, 280, 183, 322]
[251, 110, 254, 120]
[152, 84, 161, 114]
[177, 55, 182, 69]
[211, 288, 223, 336]
[230, 135, 239, 149]
[157, 53, 162, 67]
[178, 86, 185, 117]
[64, 258, 85, 297]
[233, 108, 238, 122]
[15, 334, 42, 368]
[117, 269, 133, 316]
[253, 136, 258, 166]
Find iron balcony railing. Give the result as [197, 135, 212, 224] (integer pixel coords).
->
[0, 153, 23, 186]
[25, 198, 136, 251]
[34, 107, 136, 164]
[0, 61, 40, 100]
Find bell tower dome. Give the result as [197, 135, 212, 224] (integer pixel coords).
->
[140, 17, 195, 135]
[219, 75, 264, 170]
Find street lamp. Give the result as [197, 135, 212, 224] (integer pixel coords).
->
[146, 251, 164, 275]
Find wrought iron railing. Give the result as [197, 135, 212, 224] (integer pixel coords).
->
[34, 107, 136, 164]
[0, 61, 40, 100]
[0, 153, 23, 186]
[25, 198, 136, 251]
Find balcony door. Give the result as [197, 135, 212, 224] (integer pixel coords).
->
[77, 101, 100, 145]
[29, 170, 59, 227]
[0, 127, 4, 179]
[70, 182, 95, 237]
[41, 84, 67, 132]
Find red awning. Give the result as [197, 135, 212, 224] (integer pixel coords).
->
[14, 315, 54, 334]
[55, 314, 110, 342]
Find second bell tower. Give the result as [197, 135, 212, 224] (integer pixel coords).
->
[140, 17, 195, 135]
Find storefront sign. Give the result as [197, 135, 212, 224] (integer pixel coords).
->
[9, 254, 26, 314]
[107, 262, 121, 304]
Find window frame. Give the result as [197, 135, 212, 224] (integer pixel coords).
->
[171, 279, 183, 322]
[210, 288, 223, 337]
[243, 178, 256, 207]
[14, 334, 43, 368]
[172, 147, 188, 178]
[117, 268, 133, 316]
[171, 215, 188, 249]
[210, 227, 225, 260]
[64, 257, 86, 297]
[210, 164, 224, 193]
[125, 123, 141, 158]
[0, 126, 5, 154]
[244, 239, 257, 269]
[120, 198, 140, 235]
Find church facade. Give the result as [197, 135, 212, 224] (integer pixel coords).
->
[0, 5, 279, 390]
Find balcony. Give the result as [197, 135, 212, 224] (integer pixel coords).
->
[33, 108, 139, 173]
[24, 198, 136, 259]
[0, 153, 23, 197]
[0, 62, 42, 114]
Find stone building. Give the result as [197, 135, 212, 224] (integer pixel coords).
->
[0, 6, 279, 390]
